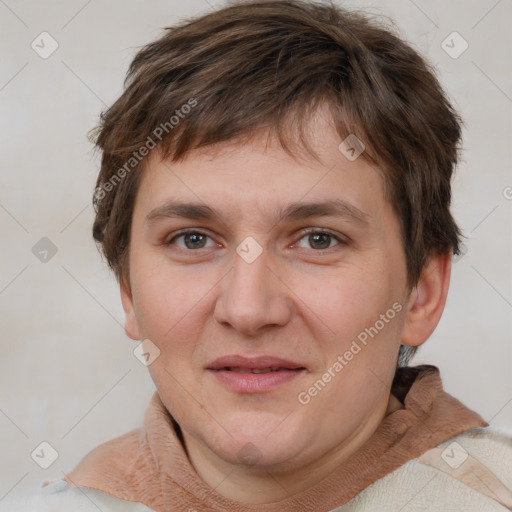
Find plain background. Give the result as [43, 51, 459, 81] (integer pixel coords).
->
[1, 0, 511, 501]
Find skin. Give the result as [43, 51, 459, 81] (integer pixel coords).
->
[121, 106, 452, 503]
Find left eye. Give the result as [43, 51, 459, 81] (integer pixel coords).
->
[294, 230, 343, 250]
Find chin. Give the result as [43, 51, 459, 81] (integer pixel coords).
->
[201, 415, 308, 469]
[215, 440, 302, 470]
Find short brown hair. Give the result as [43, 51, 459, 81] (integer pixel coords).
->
[90, 0, 464, 365]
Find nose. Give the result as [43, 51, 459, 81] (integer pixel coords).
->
[213, 243, 292, 337]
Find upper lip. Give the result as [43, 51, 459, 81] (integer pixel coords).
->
[206, 355, 306, 371]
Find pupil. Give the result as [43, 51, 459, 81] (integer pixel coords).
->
[185, 233, 205, 249]
[310, 233, 330, 249]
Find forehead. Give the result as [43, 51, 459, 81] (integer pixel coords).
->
[134, 108, 392, 233]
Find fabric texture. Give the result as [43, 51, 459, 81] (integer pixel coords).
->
[334, 426, 512, 511]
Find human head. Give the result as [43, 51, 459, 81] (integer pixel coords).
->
[91, 0, 463, 365]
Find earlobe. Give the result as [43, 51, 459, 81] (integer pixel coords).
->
[401, 251, 452, 347]
[120, 280, 141, 341]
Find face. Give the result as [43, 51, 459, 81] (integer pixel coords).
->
[122, 109, 417, 474]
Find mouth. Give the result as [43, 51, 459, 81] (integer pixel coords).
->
[206, 355, 307, 393]
[217, 367, 301, 374]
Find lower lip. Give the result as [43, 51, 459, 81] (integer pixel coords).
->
[208, 369, 305, 393]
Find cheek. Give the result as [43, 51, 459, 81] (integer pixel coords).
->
[131, 259, 214, 340]
[293, 266, 391, 340]
[291, 266, 405, 392]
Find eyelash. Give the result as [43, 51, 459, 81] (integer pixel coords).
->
[165, 228, 348, 253]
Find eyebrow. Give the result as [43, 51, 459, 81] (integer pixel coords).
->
[145, 199, 370, 227]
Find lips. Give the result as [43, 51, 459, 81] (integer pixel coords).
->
[206, 355, 307, 393]
[207, 355, 306, 372]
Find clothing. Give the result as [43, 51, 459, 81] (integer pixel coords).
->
[3, 365, 512, 511]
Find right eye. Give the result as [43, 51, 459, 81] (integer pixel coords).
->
[165, 230, 218, 251]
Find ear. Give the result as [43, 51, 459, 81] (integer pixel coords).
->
[401, 251, 452, 347]
[120, 279, 141, 341]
